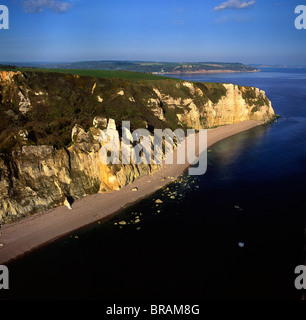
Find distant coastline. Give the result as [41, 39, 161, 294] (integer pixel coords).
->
[1, 61, 258, 74]
[153, 69, 260, 75]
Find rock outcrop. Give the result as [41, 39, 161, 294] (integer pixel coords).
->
[0, 126, 159, 223]
[0, 70, 276, 223]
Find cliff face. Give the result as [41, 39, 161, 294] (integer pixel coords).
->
[174, 82, 274, 129]
[0, 140, 157, 222]
[0, 70, 275, 223]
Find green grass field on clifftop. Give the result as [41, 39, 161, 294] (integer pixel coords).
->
[0, 66, 176, 81]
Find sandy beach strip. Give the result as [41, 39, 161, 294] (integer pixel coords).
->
[0, 120, 262, 264]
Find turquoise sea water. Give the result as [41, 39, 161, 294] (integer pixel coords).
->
[3, 68, 306, 300]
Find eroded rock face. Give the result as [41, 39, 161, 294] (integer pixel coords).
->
[177, 100, 202, 130]
[0, 136, 159, 223]
[71, 124, 92, 143]
[0, 70, 275, 223]
[107, 119, 117, 130]
[93, 116, 107, 128]
[165, 83, 275, 129]
[0, 72, 32, 114]
[18, 91, 32, 114]
[204, 84, 274, 127]
[0, 71, 21, 84]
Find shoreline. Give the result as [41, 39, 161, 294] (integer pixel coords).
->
[0, 120, 263, 264]
[152, 69, 259, 75]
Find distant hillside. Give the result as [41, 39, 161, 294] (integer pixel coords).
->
[6, 61, 259, 74]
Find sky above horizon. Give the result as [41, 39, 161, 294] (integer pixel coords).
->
[0, 0, 306, 65]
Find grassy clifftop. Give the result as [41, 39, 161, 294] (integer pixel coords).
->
[0, 66, 175, 81]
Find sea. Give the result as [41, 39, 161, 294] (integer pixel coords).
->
[3, 68, 306, 300]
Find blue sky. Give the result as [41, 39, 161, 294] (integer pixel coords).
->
[0, 0, 306, 65]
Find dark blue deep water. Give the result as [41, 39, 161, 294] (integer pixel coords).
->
[4, 69, 306, 300]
